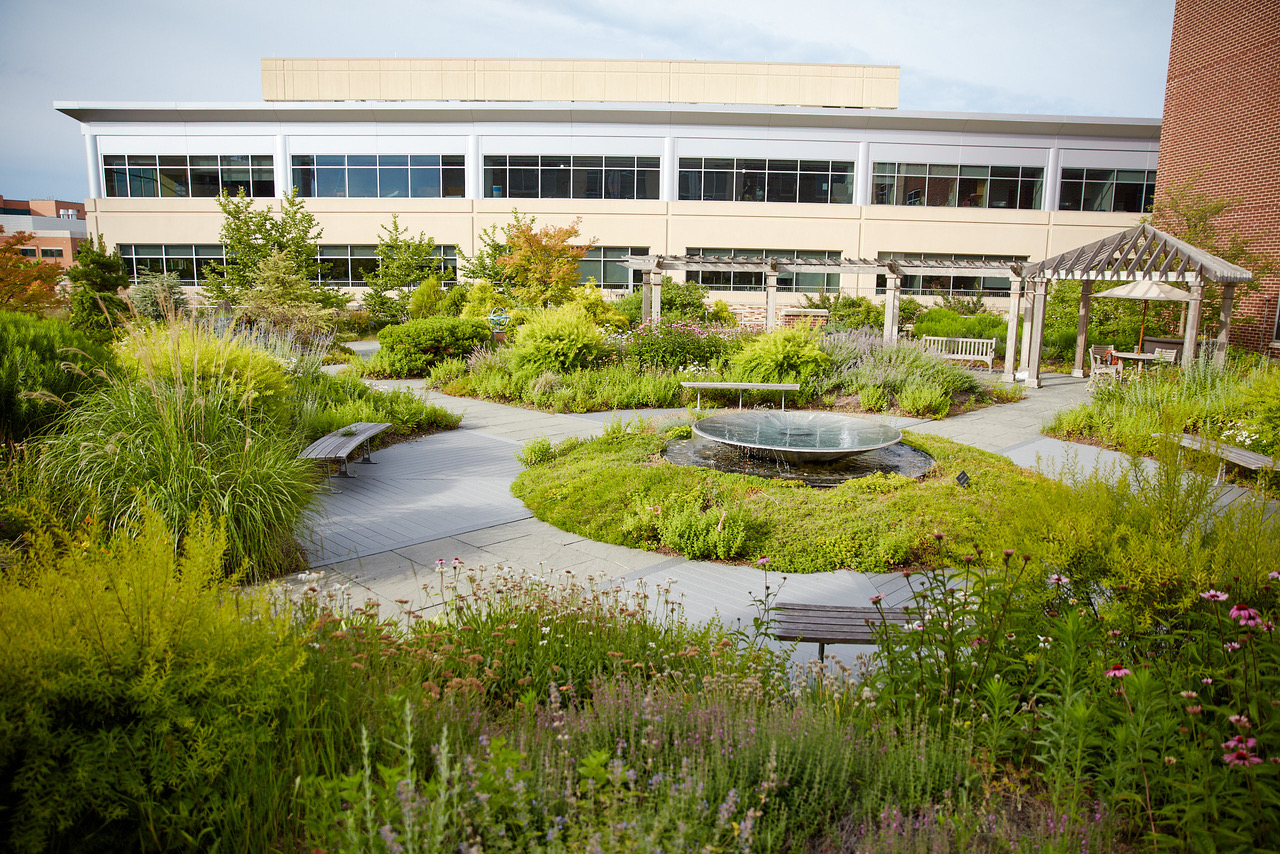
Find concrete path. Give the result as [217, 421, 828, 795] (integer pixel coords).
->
[296, 373, 1257, 665]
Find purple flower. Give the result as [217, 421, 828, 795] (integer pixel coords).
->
[756, 557, 770, 567]
[1104, 664, 1131, 678]
[1048, 574, 1069, 586]
[1230, 604, 1261, 626]
[1200, 590, 1229, 601]
[869, 593, 884, 604]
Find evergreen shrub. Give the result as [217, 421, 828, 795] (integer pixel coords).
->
[367, 317, 491, 378]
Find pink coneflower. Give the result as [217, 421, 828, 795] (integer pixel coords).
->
[756, 557, 770, 567]
[1224, 641, 1242, 651]
[1200, 590, 1229, 601]
[1270, 570, 1280, 581]
[1202, 677, 1214, 685]
[1179, 690, 1199, 699]
[1230, 604, 1261, 626]
[1229, 714, 1252, 730]
[1104, 664, 1131, 678]
[1187, 705, 1203, 715]
[1222, 749, 1263, 767]
[1048, 574, 1069, 585]
[1223, 735, 1256, 750]
[869, 593, 884, 604]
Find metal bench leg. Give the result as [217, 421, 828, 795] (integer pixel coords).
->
[781, 391, 786, 412]
[739, 391, 744, 409]
[817, 641, 825, 661]
[356, 438, 377, 464]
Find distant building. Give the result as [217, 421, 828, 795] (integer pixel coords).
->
[0, 195, 88, 270]
[1156, 0, 1280, 353]
[56, 59, 1159, 317]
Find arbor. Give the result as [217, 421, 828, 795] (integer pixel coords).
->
[497, 212, 593, 308]
[66, 235, 130, 342]
[362, 215, 442, 323]
[0, 228, 64, 314]
[203, 189, 331, 306]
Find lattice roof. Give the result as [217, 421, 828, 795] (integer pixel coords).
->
[1021, 224, 1253, 284]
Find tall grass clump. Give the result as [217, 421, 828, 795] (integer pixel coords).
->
[31, 322, 316, 578]
[294, 369, 460, 441]
[0, 508, 308, 853]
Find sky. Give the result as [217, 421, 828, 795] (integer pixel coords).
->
[0, 0, 1175, 202]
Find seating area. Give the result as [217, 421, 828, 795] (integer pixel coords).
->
[1088, 344, 1123, 387]
[921, 336, 997, 372]
[300, 421, 393, 484]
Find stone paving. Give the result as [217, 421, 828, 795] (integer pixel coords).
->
[299, 371, 1257, 664]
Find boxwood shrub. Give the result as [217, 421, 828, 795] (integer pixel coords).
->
[366, 317, 492, 378]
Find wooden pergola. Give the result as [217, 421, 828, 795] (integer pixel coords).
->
[1019, 224, 1253, 385]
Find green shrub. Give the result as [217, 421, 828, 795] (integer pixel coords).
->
[126, 271, 189, 321]
[896, 381, 952, 418]
[31, 369, 315, 578]
[1239, 368, 1280, 453]
[366, 316, 491, 378]
[859, 384, 890, 412]
[0, 509, 306, 852]
[656, 496, 748, 560]
[0, 312, 112, 446]
[427, 356, 468, 387]
[913, 308, 1008, 357]
[509, 305, 605, 377]
[730, 327, 829, 383]
[802, 292, 884, 330]
[848, 341, 982, 397]
[622, 318, 739, 370]
[516, 436, 553, 468]
[114, 321, 295, 425]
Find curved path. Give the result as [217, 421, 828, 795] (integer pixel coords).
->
[296, 373, 1251, 664]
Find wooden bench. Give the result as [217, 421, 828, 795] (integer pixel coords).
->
[1162, 433, 1278, 483]
[681, 381, 802, 411]
[301, 422, 393, 484]
[921, 336, 998, 372]
[771, 602, 913, 659]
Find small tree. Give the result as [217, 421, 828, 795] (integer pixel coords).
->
[66, 234, 130, 342]
[458, 221, 515, 286]
[203, 189, 330, 306]
[362, 214, 442, 323]
[498, 212, 593, 308]
[127, 270, 189, 321]
[0, 227, 64, 314]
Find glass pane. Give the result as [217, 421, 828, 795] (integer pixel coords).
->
[379, 155, 408, 167]
[251, 168, 274, 197]
[379, 168, 408, 198]
[704, 158, 733, 170]
[678, 171, 701, 200]
[987, 178, 1019, 209]
[872, 162, 896, 175]
[603, 259, 628, 283]
[1058, 181, 1083, 210]
[103, 155, 126, 167]
[797, 173, 828, 203]
[351, 245, 378, 257]
[509, 155, 539, 167]
[572, 156, 603, 168]
[442, 168, 465, 197]
[129, 167, 159, 197]
[220, 155, 249, 168]
[637, 156, 660, 169]
[736, 171, 765, 201]
[190, 168, 220, 197]
[316, 168, 346, 197]
[899, 175, 927, 205]
[1112, 182, 1145, 212]
[442, 155, 465, 167]
[766, 172, 797, 202]
[351, 257, 378, 283]
[541, 155, 571, 167]
[542, 167, 572, 198]
[1020, 178, 1043, 210]
[220, 168, 251, 195]
[572, 168, 602, 199]
[292, 168, 315, 197]
[195, 244, 223, 257]
[829, 169, 854, 204]
[679, 157, 702, 170]
[319, 245, 349, 257]
[739, 158, 766, 171]
[165, 257, 195, 281]
[871, 175, 895, 205]
[926, 175, 956, 206]
[347, 168, 377, 197]
[799, 160, 828, 172]
[316, 155, 345, 167]
[990, 165, 1020, 178]
[767, 159, 798, 172]
[347, 155, 377, 167]
[412, 154, 441, 167]
[321, 258, 351, 282]
[1022, 167, 1044, 180]
[1082, 181, 1114, 211]
[159, 168, 190, 198]
[292, 155, 315, 167]
[484, 167, 506, 198]
[104, 167, 129, 197]
[702, 171, 733, 201]
[508, 168, 540, 198]
[189, 155, 218, 168]
[636, 170, 660, 199]
[251, 155, 273, 168]
[603, 168, 634, 199]
[604, 156, 634, 168]
[483, 155, 507, 167]
[1061, 168, 1085, 180]
[902, 163, 927, 176]
[158, 155, 187, 168]
[957, 176, 987, 207]
[411, 168, 442, 197]
[959, 165, 989, 177]
[1084, 168, 1116, 182]
[929, 164, 958, 177]
[128, 155, 157, 166]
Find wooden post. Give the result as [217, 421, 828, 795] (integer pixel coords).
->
[1183, 281, 1203, 369]
[765, 268, 778, 330]
[653, 277, 663, 321]
[1026, 280, 1048, 389]
[882, 274, 901, 343]
[1001, 277, 1022, 384]
[641, 269, 652, 322]
[1018, 297, 1035, 375]
[1215, 283, 1234, 368]
[1072, 279, 1092, 378]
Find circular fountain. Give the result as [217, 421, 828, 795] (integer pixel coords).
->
[665, 411, 933, 487]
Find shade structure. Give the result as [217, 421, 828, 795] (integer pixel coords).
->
[1091, 280, 1193, 302]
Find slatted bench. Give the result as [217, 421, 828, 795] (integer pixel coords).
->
[301, 421, 393, 484]
[771, 602, 913, 659]
[1161, 433, 1278, 483]
[681, 381, 802, 411]
[922, 336, 998, 372]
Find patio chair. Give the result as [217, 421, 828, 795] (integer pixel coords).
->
[1153, 347, 1178, 364]
[1088, 345, 1122, 387]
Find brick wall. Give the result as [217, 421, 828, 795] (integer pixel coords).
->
[1155, 0, 1280, 352]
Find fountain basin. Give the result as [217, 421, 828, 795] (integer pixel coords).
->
[692, 411, 903, 463]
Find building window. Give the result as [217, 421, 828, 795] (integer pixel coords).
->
[579, 246, 647, 289]
[685, 248, 842, 292]
[872, 163, 1044, 209]
[318, 244, 459, 286]
[19, 247, 38, 258]
[874, 252, 1026, 297]
[119, 244, 226, 283]
[484, 156, 660, 200]
[1058, 168, 1156, 213]
[292, 155, 464, 199]
[40, 248, 64, 259]
[103, 155, 274, 198]
[678, 158, 855, 203]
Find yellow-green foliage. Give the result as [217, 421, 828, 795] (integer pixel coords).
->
[566, 281, 628, 331]
[115, 320, 294, 424]
[0, 508, 305, 851]
[460, 280, 514, 320]
[730, 327, 829, 383]
[509, 304, 605, 377]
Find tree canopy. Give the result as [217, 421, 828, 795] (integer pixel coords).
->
[361, 214, 442, 323]
[0, 228, 64, 314]
[203, 189, 330, 305]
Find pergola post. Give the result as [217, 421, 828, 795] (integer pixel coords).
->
[1001, 277, 1023, 383]
[765, 266, 778, 330]
[641, 269, 653, 322]
[1018, 295, 1035, 375]
[652, 276, 663, 321]
[1215, 283, 1234, 368]
[1072, 279, 1092, 378]
[1183, 281, 1203, 369]
[882, 273, 901, 343]
[1025, 279, 1048, 389]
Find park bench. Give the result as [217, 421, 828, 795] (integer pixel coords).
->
[771, 602, 913, 659]
[1161, 432, 1278, 484]
[681, 381, 801, 411]
[301, 422, 393, 485]
[921, 336, 997, 372]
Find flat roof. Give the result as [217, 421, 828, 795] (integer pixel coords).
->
[54, 100, 1161, 139]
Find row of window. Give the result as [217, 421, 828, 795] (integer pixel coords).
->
[104, 155, 276, 198]
[683, 249, 844, 293]
[17, 247, 65, 258]
[291, 155, 466, 199]
[483, 155, 661, 200]
[101, 154, 1155, 212]
[874, 252, 1027, 298]
[116, 243, 458, 286]
[678, 158, 856, 204]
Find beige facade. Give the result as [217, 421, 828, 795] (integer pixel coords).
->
[260, 59, 900, 110]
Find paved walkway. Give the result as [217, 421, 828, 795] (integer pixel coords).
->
[297, 372, 1255, 664]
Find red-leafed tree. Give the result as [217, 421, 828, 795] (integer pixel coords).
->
[0, 227, 65, 313]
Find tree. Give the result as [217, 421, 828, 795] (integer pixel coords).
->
[457, 221, 515, 286]
[127, 270, 188, 321]
[0, 227, 64, 314]
[497, 212, 593, 308]
[66, 234, 130, 342]
[203, 189, 330, 306]
[362, 214, 442, 323]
